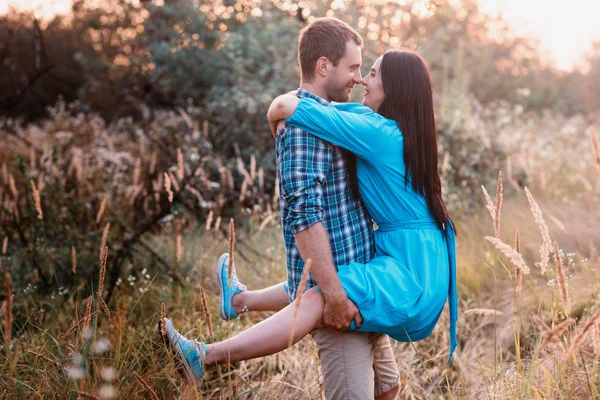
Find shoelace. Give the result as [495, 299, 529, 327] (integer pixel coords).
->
[229, 267, 246, 291]
[191, 339, 204, 361]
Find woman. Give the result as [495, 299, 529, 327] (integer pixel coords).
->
[161, 49, 458, 381]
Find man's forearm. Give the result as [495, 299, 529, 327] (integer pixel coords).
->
[294, 222, 346, 302]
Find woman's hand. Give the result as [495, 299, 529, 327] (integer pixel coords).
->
[268, 120, 288, 139]
[267, 94, 300, 138]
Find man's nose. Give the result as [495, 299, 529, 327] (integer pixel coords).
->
[354, 71, 363, 84]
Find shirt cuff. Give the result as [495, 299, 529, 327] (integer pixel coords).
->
[289, 214, 323, 235]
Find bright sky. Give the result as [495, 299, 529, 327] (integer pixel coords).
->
[2, 0, 599, 71]
[0, 0, 72, 19]
[477, 0, 600, 70]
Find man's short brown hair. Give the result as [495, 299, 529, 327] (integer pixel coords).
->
[298, 17, 363, 83]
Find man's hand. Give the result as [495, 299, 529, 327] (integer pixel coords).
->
[294, 224, 362, 331]
[322, 295, 363, 331]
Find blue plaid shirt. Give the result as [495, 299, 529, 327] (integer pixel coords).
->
[276, 89, 375, 301]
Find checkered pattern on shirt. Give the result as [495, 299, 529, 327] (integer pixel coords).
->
[276, 89, 375, 301]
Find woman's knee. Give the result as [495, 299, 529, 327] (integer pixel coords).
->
[303, 287, 324, 305]
[301, 287, 324, 322]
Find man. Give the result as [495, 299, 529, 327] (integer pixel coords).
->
[162, 16, 402, 398]
[275, 17, 401, 399]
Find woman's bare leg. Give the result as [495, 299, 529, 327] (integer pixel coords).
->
[233, 282, 290, 314]
[205, 287, 323, 367]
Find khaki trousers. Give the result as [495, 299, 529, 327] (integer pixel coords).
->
[312, 329, 400, 399]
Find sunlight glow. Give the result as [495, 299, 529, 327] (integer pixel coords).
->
[477, 0, 600, 70]
[0, 0, 72, 18]
[2, 0, 599, 71]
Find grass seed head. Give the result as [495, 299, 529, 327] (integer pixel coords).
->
[494, 170, 503, 238]
[289, 258, 312, 346]
[592, 324, 600, 356]
[537, 317, 574, 356]
[441, 151, 450, 175]
[71, 246, 77, 274]
[3, 273, 13, 342]
[228, 218, 235, 286]
[132, 372, 160, 400]
[177, 148, 184, 180]
[168, 171, 180, 192]
[96, 198, 107, 224]
[524, 187, 551, 274]
[164, 172, 173, 203]
[36, 172, 45, 192]
[98, 246, 108, 297]
[100, 223, 110, 260]
[553, 241, 570, 316]
[133, 158, 142, 186]
[205, 210, 214, 231]
[186, 185, 203, 204]
[62, 310, 101, 339]
[83, 295, 93, 331]
[99, 296, 111, 319]
[464, 308, 504, 316]
[9, 174, 18, 200]
[175, 234, 182, 263]
[250, 154, 256, 180]
[567, 312, 600, 358]
[200, 286, 213, 338]
[236, 157, 252, 183]
[70, 390, 99, 399]
[481, 185, 495, 222]
[203, 120, 208, 137]
[485, 236, 530, 274]
[31, 180, 43, 220]
[239, 177, 248, 203]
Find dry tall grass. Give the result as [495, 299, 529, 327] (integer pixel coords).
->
[1, 102, 599, 398]
[1, 196, 600, 398]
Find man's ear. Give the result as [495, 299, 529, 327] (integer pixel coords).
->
[316, 56, 331, 78]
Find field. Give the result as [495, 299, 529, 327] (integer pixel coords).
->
[1, 103, 600, 399]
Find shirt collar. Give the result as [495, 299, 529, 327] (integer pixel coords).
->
[297, 88, 331, 107]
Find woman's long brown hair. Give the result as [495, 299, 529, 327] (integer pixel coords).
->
[377, 49, 452, 232]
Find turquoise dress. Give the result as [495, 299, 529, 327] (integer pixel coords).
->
[285, 98, 458, 361]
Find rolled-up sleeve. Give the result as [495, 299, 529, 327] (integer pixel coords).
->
[277, 125, 332, 235]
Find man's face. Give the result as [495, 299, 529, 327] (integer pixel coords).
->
[324, 40, 363, 103]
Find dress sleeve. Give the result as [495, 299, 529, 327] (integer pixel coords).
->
[285, 98, 394, 159]
[331, 102, 376, 116]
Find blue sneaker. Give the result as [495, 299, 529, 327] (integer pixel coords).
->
[216, 253, 246, 320]
[161, 318, 206, 381]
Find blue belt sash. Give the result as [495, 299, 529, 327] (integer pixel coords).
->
[376, 217, 458, 362]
